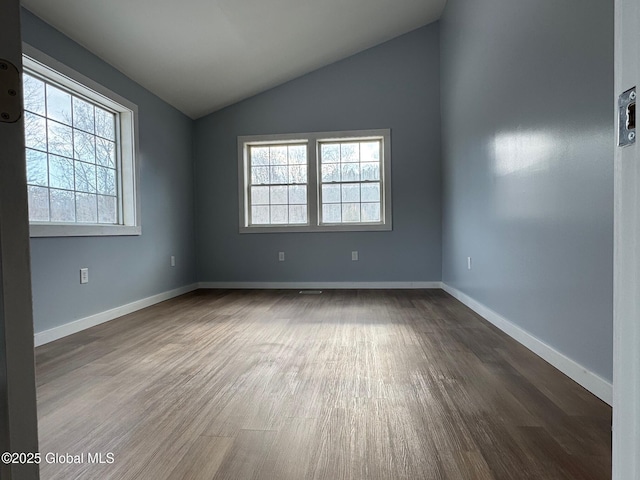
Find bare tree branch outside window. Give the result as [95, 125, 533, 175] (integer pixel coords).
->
[22, 72, 119, 224]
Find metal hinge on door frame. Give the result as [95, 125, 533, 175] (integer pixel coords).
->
[0, 58, 21, 123]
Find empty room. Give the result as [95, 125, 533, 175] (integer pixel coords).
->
[2, 0, 639, 479]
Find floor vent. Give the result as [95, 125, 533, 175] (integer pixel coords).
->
[299, 290, 323, 295]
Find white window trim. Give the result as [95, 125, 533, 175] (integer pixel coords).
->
[238, 129, 392, 233]
[22, 43, 141, 237]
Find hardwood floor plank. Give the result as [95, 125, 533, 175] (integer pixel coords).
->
[257, 417, 318, 480]
[166, 436, 233, 480]
[212, 429, 276, 480]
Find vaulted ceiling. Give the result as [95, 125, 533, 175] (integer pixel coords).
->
[21, 0, 446, 119]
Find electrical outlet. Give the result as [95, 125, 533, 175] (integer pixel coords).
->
[467, 257, 472, 270]
[352, 251, 359, 261]
[80, 268, 89, 284]
[278, 252, 285, 262]
[170, 256, 176, 267]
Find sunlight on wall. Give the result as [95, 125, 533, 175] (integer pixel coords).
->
[492, 130, 557, 220]
[493, 130, 553, 177]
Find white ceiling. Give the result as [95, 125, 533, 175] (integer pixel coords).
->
[21, 0, 446, 119]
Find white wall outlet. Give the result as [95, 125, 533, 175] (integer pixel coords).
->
[170, 256, 176, 267]
[80, 268, 89, 284]
[278, 252, 285, 262]
[352, 251, 359, 261]
[467, 256, 472, 270]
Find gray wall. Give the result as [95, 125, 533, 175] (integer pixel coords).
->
[194, 25, 442, 283]
[440, 0, 614, 380]
[22, 9, 197, 334]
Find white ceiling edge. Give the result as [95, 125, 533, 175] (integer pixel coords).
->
[21, 0, 447, 119]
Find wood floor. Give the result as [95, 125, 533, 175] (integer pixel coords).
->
[35, 289, 612, 480]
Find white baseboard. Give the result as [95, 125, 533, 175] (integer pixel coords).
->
[441, 283, 612, 406]
[198, 281, 443, 290]
[34, 283, 198, 347]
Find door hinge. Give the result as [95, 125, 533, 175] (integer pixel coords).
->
[0, 59, 21, 124]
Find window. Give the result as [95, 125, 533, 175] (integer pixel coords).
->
[319, 140, 383, 224]
[22, 45, 140, 237]
[248, 143, 308, 225]
[238, 129, 391, 233]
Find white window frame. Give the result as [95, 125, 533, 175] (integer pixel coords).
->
[22, 44, 140, 237]
[238, 129, 392, 233]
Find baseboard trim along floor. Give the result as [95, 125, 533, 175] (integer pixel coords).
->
[34, 283, 199, 346]
[198, 281, 442, 290]
[441, 283, 612, 406]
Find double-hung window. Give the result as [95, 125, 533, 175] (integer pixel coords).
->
[22, 45, 139, 237]
[248, 142, 309, 225]
[238, 129, 391, 233]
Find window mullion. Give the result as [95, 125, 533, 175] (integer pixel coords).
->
[307, 137, 319, 227]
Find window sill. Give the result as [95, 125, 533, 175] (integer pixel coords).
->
[239, 223, 392, 234]
[30, 224, 141, 238]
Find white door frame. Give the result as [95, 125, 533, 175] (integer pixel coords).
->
[0, 0, 40, 479]
[613, 0, 640, 478]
